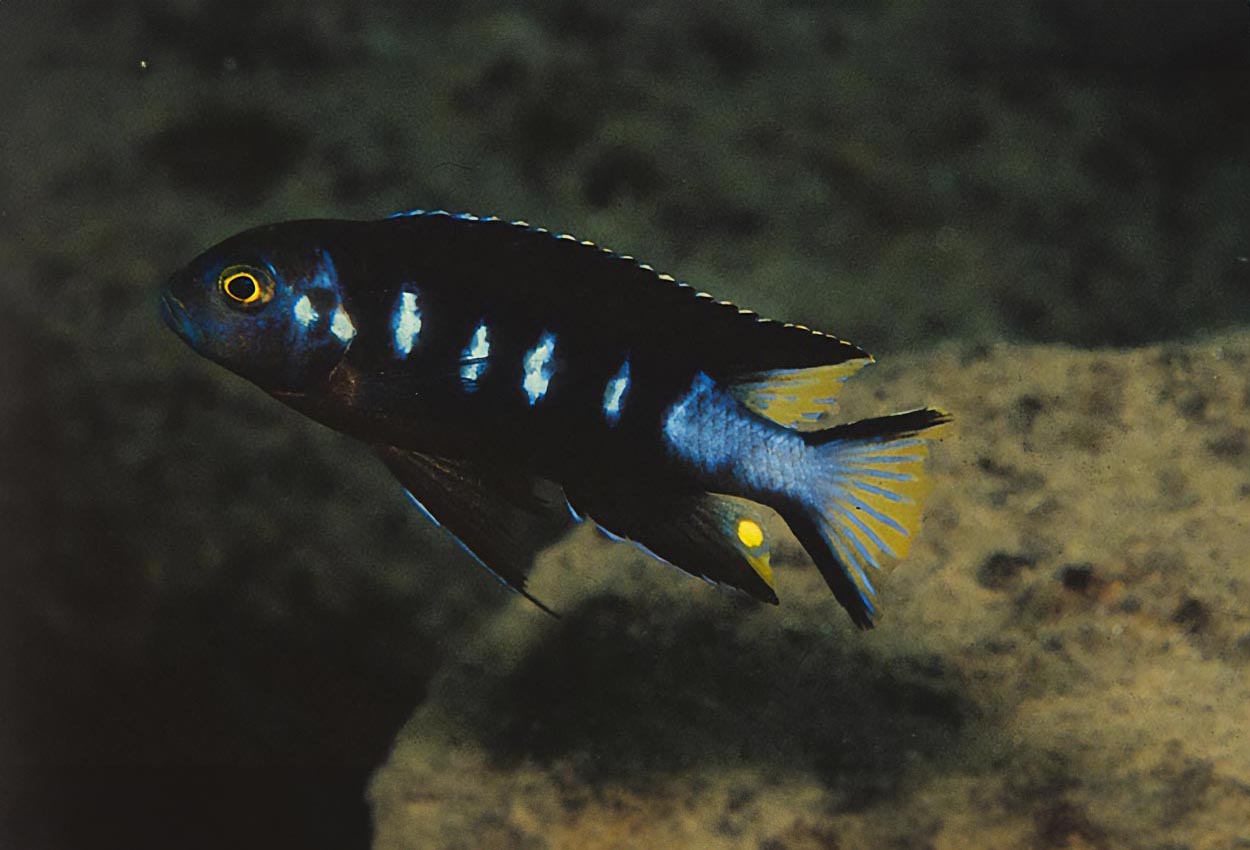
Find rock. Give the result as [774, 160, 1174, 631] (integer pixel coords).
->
[370, 335, 1250, 849]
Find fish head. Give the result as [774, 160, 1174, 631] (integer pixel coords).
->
[160, 222, 359, 393]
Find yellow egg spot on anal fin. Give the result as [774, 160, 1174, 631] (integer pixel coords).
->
[737, 518, 764, 548]
[571, 490, 779, 603]
[730, 509, 773, 589]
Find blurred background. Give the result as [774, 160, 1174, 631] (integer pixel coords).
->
[1, 1, 1247, 848]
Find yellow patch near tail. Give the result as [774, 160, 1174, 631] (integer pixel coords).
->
[730, 358, 874, 432]
[817, 434, 937, 609]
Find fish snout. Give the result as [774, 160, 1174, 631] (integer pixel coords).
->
[159, 291, 194, 342]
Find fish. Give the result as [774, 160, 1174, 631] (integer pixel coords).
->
[159, 209, 949, 628]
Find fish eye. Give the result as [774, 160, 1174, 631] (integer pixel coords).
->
[219, 265, 274, 308]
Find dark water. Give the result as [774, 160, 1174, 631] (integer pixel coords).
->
[1, 2, 1247, 848]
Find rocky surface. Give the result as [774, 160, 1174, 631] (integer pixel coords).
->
[370, 335, 1250, 849]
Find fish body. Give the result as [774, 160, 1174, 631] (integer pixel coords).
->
[161, 210, 948, 627]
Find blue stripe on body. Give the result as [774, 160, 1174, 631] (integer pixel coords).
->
[521, 331, 558, 404]
[392, 289, 422, 357]
[603, 359, 631, 425]
[460, 322, 490, 388]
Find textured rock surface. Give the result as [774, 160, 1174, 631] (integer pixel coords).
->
[370, 335, 1250, 849]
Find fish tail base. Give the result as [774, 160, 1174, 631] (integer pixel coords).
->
[781, 407, 950, 628]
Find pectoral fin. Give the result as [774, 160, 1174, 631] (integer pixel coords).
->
[375, 446, 576, 615]
[569, 488, 779, 604]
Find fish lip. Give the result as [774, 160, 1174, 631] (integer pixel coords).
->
[269, 389, 306, 402]
[159, 291, 193, 341]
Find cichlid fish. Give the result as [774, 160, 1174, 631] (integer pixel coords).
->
[160, 210, 949, 628]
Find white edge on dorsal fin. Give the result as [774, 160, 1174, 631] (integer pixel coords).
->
[385, 209, 865, 353]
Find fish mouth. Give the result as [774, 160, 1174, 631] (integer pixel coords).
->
[269, 389, 307, 402]
[159, 291, 194, 342]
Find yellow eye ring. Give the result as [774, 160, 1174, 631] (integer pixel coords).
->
[219, 266, 273, 307]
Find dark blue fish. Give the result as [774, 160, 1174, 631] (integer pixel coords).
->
[160, 210, 949, 628]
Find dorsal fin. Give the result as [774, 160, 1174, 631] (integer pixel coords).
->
[377, 210, 871, 379]
[728, 358, 874, 431]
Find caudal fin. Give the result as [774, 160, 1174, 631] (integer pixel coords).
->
[779, 407, 950, 629]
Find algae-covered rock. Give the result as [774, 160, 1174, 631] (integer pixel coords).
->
[370, 335, 1250, 850]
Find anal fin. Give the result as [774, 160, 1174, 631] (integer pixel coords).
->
[569, 488, 779, 604]
[729, 358, 873, 432]
[375, 446, 576, 614]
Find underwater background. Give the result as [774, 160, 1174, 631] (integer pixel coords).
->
[1, 2, 1248, 848]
